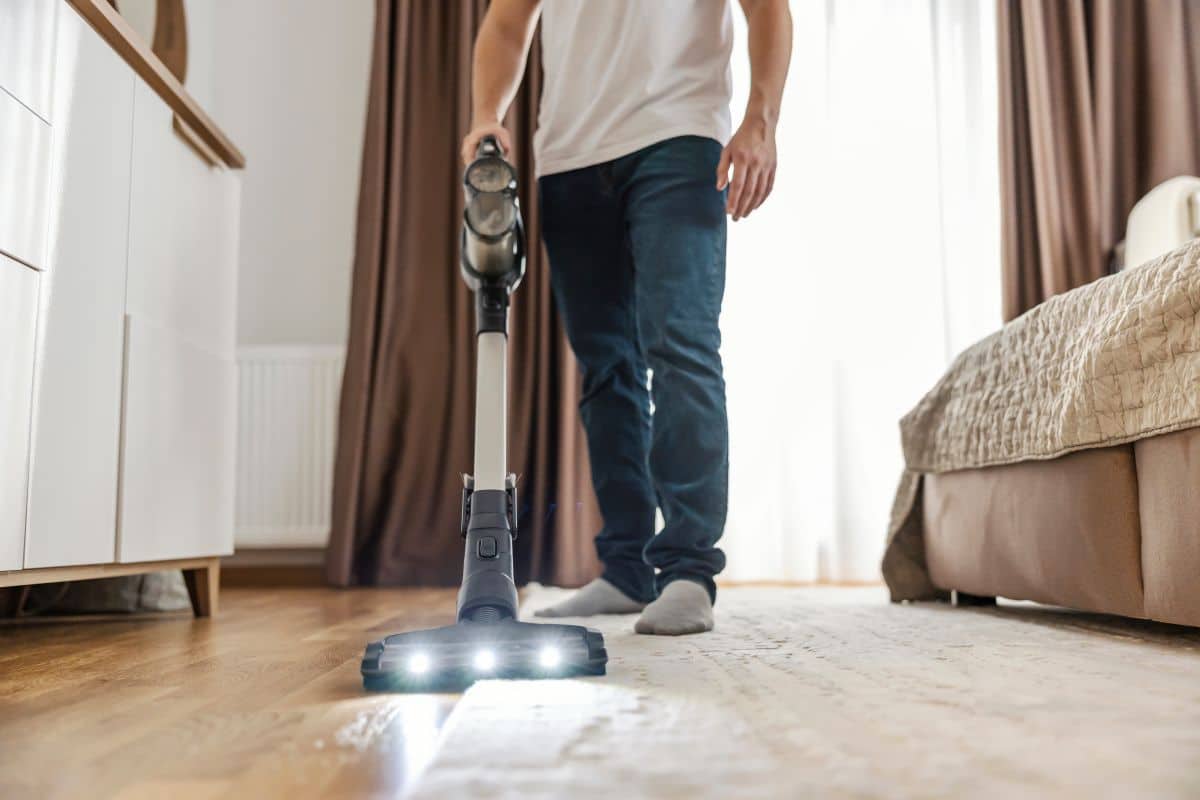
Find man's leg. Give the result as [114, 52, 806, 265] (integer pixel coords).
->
[618, 136, 729, 633]
[534, 165, 659, 616]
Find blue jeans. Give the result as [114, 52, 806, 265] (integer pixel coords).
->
[539, 135, 729, 603]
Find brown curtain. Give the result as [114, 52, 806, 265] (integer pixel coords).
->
[999, 0, 1200, 320]
[327, 0, 601, 587]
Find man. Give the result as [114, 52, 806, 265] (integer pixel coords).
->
[462, 0, 792, 635]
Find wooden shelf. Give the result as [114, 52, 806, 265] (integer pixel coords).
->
[66, 0, 245, 169]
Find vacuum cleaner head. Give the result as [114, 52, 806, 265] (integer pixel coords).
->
[362, 619, 607, 692]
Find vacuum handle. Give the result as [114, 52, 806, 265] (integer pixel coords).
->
[476, 134, 503, 159]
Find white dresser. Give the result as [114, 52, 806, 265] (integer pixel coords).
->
[0, 0, 243, 614]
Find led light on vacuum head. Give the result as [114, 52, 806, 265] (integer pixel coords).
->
[473, 650, 496, 671]
[408, 653, 431, 675]
[362, 621, 607, 690]
[539, 646, 562, 669]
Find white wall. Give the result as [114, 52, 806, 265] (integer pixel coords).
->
[206, 0, 374, 347]
[167, 1, 374, 550]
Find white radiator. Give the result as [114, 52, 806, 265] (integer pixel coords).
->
[236, 346, 345, 547]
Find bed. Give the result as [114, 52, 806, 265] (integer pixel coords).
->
[884, 179, 1200, 627]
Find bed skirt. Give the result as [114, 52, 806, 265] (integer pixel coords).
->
[918, 426, 1200, 628]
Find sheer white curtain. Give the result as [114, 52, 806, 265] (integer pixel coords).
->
[721, 0, 1001, 582]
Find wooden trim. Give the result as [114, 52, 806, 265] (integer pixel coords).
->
[0, 556, 220, 588]
[173, 115, 221, 168]
[0, 556, 223, 618]
[66, 0, 246, 169]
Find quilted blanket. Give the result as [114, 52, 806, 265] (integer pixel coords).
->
[883, 239, 1200, 600]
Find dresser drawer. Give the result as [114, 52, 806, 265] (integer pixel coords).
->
[0, 86, 50, 268]
[23, 3, 135, 569]
[0, 0, 57, 121]
[0, 254, 39, 571]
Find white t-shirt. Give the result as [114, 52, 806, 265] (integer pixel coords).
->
[534, 0, 734, 177]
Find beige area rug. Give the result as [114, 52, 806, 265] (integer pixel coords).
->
[406, 587, 1200, 799]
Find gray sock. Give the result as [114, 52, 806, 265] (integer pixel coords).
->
[634, 580, 713, 635]
[533, 578, 647, 618]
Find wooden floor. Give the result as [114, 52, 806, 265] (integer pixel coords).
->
[6, 586, 1200, 798]
[0, 587, 462, 799]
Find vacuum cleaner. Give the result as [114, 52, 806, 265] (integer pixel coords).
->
[361, 136, 608, 691]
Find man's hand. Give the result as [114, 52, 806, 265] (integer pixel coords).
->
[716, 115, 778, 221]
[462, 121, 514, 165]
[723, 0, 791, 221]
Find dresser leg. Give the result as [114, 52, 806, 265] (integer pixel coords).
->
[183, 558, 221, 617]
[0, 586, 29, 617]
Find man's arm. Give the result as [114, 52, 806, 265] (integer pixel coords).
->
[461, 0, 542, 164]
[719, 0, 793, 220]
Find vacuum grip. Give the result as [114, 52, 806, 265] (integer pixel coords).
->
[477, 134, 502, 159]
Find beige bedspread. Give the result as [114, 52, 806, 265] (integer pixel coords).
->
[884, 239, 1200, 600]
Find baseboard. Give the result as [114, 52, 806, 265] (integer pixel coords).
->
[221, 547, 326, 587]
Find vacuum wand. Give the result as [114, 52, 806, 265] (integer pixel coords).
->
[359, 136, 606, 691]
[461, 135, 525, 492]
